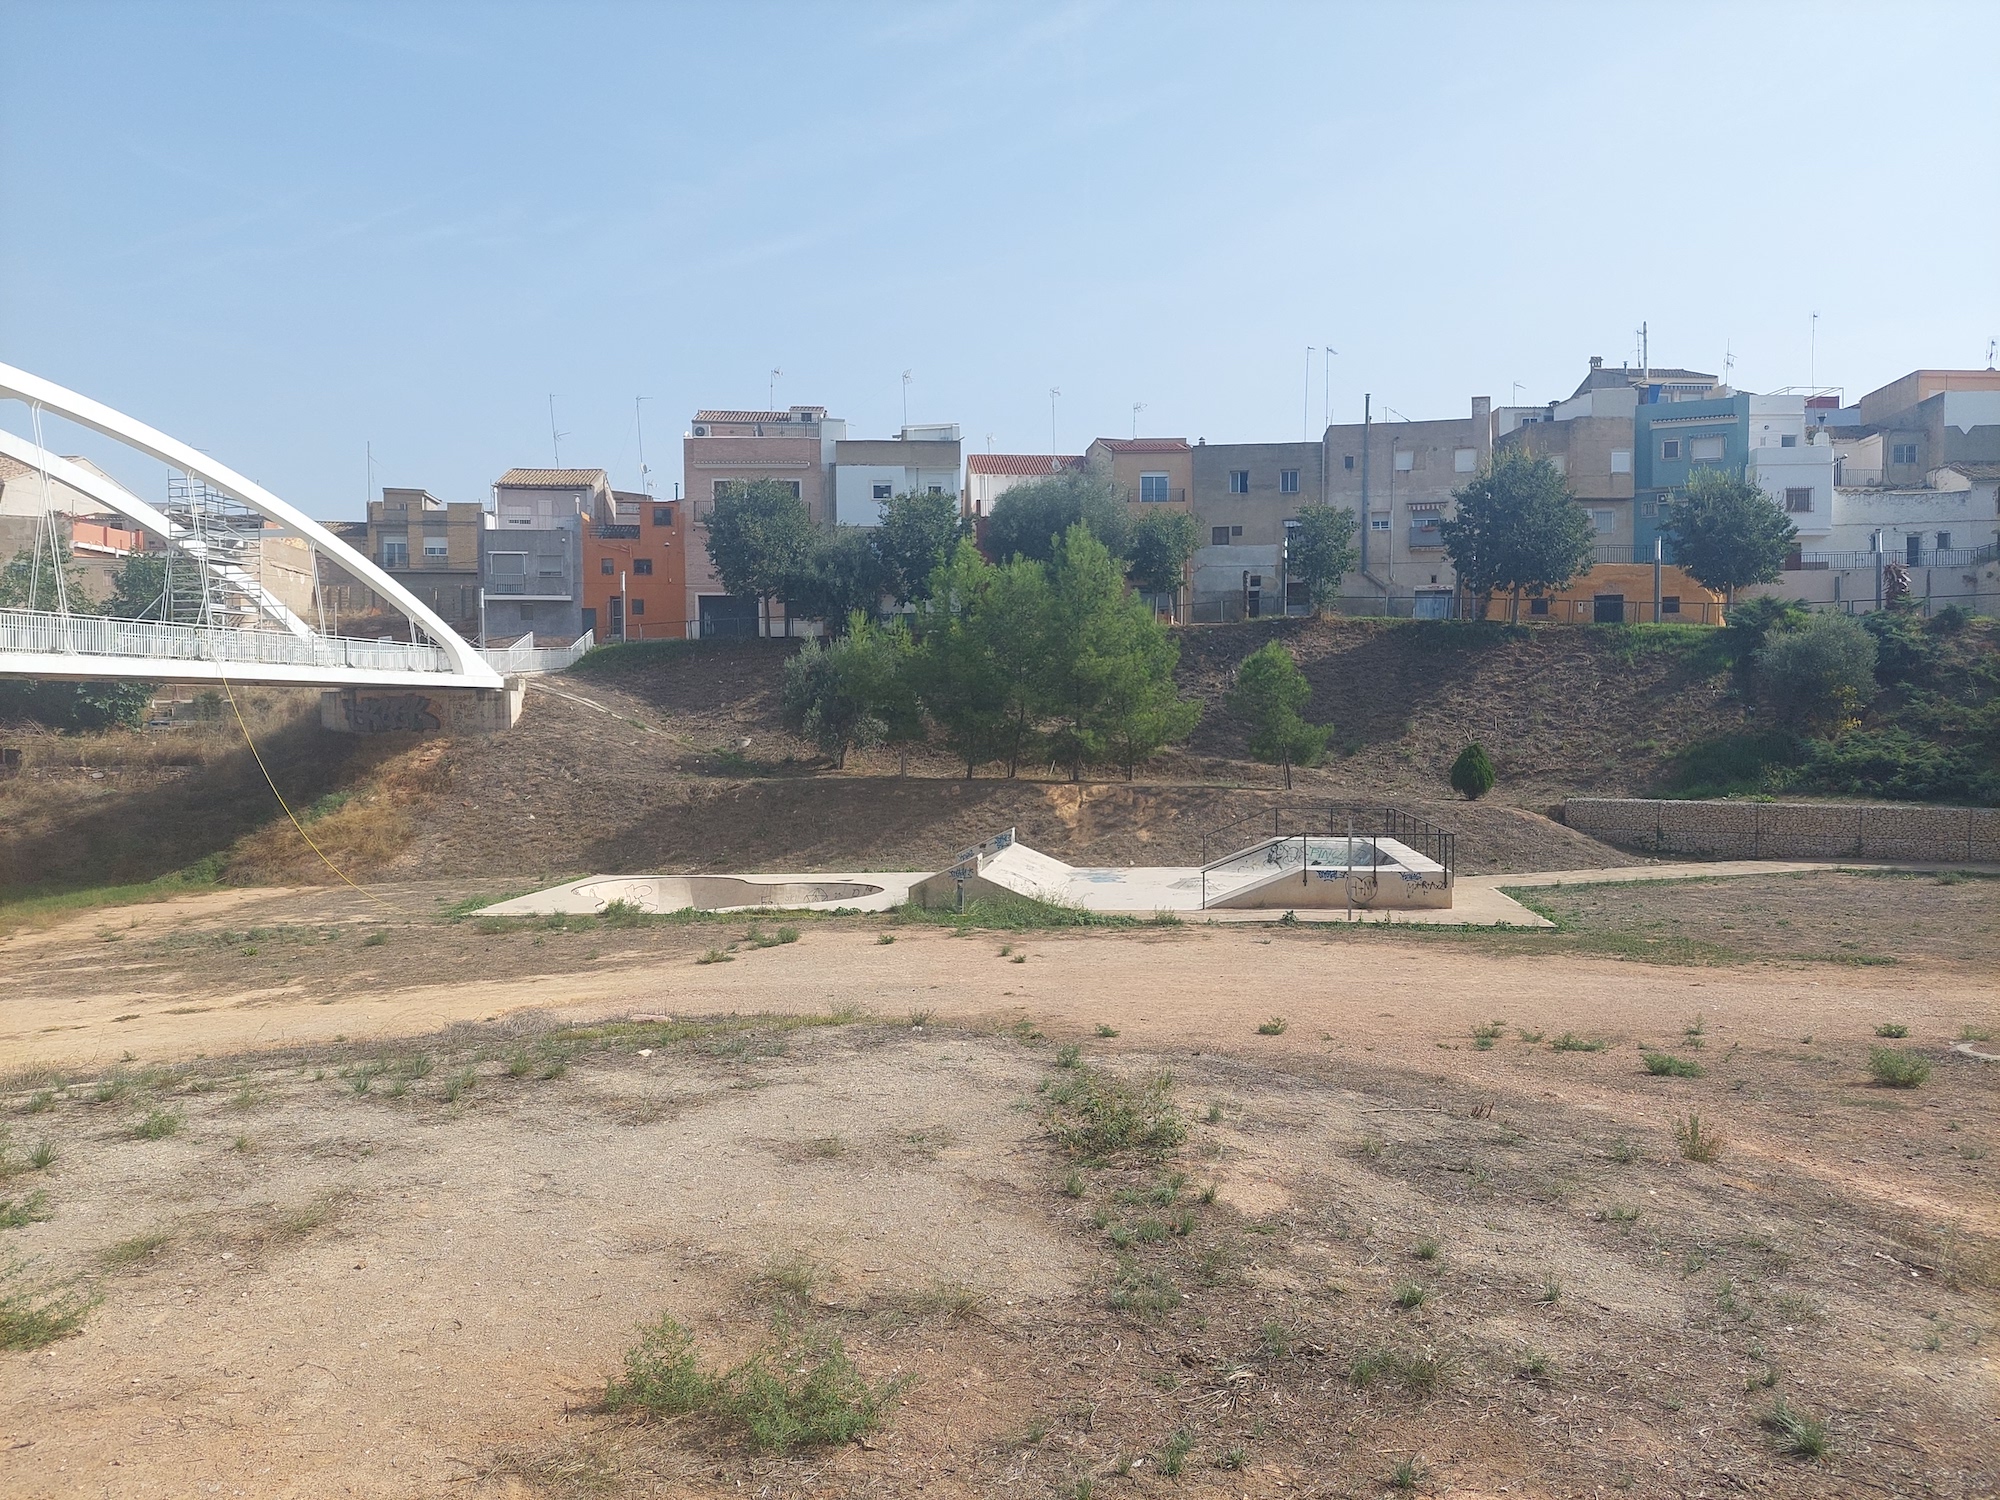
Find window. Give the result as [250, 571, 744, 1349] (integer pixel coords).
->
[1343, 455, 1355, 471]
[503, 505, 534, 527]
[423, 536, 448, 559]
[1279, 468, 1300, 493]
[1229, 470, 1250, 494]
[1937, 531, 1952, 551]
[599, 557, 614, 575]
[1638, 497, 1655, 517]
[616, 499, 640, 519]
[1529, 597, 1550, 617]
[1393, 449, 1414, 472]
[634, 557, 654, 575]
[1140, 473, 1170, 503]
[1661, 596, 1681, 616]
[1610, 449, 1632, 475]
[1370, 515, 1390, 532]
[1211, 527, 1230, 546]
[1892, 442, 1919, 465]
[653, 506, 674, 527]
[1690, 436, 1725, 463]
[872, 483, 893, 500]
[1589, 508, 1614, 534]
[536, 555, 564, 577]
[1785, 487, 1814, 513]
[928, 485, 943, 495]
[381, 535, 409, 569]
[629, 598, 645, 616]
[1780, 434, 1797, 448]
[1232, 525, 1242, 537]
[1453, 447, 1477, 473]
[1661, 438, 1682, 461]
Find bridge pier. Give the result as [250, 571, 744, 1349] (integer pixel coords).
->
[320, 677, 524, 734]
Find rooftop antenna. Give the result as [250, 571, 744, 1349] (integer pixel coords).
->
[1510, 381, 1523, 407]
[985, 431, 995, 453]
[634, 396, 653, 495]
[768, 368, 782, 408]
[1049, 387, 1060, 454]
[902, 369, 913, 430]
[1988, 337, 1997, 370]
[1641, 321, 1649, 386]
[1303, 347, 1315, 442]
[548, 395, 568, 466]
[1322, 346, 1337, 431]
[1810, 311, 1819, 390]
[1131, 401, 1147, 439]
[1724, 340, 1735, 387]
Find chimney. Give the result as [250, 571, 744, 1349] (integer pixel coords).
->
[1590, 355, 1604, 371]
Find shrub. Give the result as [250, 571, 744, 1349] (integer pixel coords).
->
[1674, 1113, 1722, 1162]
[1757, 614, 1877, 734]
[604, 1313, 901, 1451]
[1874, 1023, 1908, 1039]
[1760, 1397, 1830, 1460]
[1045, 1065, 1187, 1157]
[1725, 595, 1809, 662]
[1642, 1052, 1704, 1078]
[1449, 742, 1495, 800]
[1866, 1047, 1930, 1088]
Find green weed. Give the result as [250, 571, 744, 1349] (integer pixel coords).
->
[1674, 1113, 1723, 1162]
[132, 1109, 181, 1141]
[1256, 1016, 1288, 1036]
[1044, 1065, 1186, 1158]
[1874, 1023, 1909, 1039]
[1760, 1397, 1830, 1460]
[1550, 1032, 1607, 1053]
[1643, 1052, 1705, 1078]
[1867, 1048, 1930, 1088]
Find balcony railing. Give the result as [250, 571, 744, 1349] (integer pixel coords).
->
[1135, 488, 1188, 505]
[592, 524, 642, 539]
[1787, 544, 1998, 571]
[483, 576, 573, 598]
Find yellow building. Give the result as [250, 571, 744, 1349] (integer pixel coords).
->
[1478, 562, 1726, 624]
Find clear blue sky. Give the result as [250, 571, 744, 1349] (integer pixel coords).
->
[4, 1, 1997, 519]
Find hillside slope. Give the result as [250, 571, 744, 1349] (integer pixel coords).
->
[1, 621, 1761, 895]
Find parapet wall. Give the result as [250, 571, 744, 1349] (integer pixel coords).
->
[1562, 797, 2000, 863]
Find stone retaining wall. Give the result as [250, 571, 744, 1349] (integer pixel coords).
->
[1562, 798, 2000, 863]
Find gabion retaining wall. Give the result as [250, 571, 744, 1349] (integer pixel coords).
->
[1562, 798, 2000, 863]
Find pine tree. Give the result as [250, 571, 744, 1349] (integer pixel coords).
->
[1227, 640, 1330, 788]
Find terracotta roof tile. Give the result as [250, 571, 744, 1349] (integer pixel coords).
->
[1091, 437, 1191, 454]
[495, 468, 608, 488]
[966, 454, 1084, 476]
[693, 408, 828, 424]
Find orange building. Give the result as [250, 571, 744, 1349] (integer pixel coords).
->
[1476, 561, 1726, 624]
[582, 489, 686, 640]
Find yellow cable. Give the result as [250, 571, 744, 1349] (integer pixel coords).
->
[214, 666, 390, 908]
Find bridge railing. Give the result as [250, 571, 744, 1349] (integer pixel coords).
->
[0, 607, 454, 674]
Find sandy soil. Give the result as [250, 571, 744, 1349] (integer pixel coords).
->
[0, 875, 1994, 1498]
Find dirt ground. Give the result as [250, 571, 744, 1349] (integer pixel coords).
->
[1, 871, 1994, 1498]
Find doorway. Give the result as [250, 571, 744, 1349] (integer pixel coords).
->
[1592, 594, 1626, 624]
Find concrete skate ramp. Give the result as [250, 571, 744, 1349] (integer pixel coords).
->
[909, 830, 1080, 910]
[1204, 835, 1452, 910]
[479, 872, 923, 916]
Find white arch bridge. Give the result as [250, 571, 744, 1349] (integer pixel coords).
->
[0, 362, 507, 698]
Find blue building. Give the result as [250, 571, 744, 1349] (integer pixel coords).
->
[1633, 391, 1750, 562]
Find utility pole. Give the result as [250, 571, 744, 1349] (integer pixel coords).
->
[1360, 394, 1372, 577]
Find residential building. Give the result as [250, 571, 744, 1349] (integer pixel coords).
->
[485, 468, 602, 642]
[582, 489, 685, 641]
[1494, 414, 1637, 563]
[1745, 394, 1835, 555]
[1084, 437, 1194, 515]
[683, 405, 844, 638]
[963, 453, 1081, 519]
[364, 487, 487, 636]
[1476, 562, 1726, 624]
[0, 453, 143, 605]
[1322, 396, 1492, 616]
[1188, 439, 1324, 620]
[1633, 391, 1751, 562]
[832, 424, 963, 527]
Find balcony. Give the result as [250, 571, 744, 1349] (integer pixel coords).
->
[1785, 544, 1996, 571]
[1407, 522, 1444, 549]
[1134, 488, 1187, 505]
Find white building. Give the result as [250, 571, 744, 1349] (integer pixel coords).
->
[1746, 393, 1836, 548]
[831, 425, 963, 527]
[961, 452, 1082, 519]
